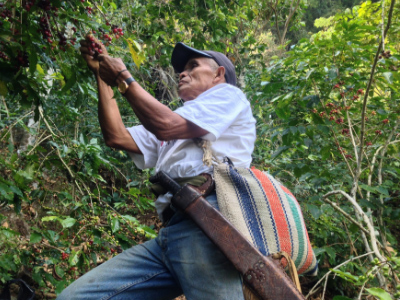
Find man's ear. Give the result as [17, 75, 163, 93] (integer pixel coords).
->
[213, 66, 226, 83]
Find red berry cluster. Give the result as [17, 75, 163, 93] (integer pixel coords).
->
[335, 118, 344, 124]
[0, 5, 12, 19]
[0, 50, 9, 61]
[102, 33, 113, 43]
[111, 26, 124, 39]
[382, 118, 389, 124]
[330, 109, 339, 115]
[379, 50, 391, 59]
[58, 33, 67, 46]
[86, 6, 93, 14]
[61, 252, 69, 260]
[23, 0, 36, 11]
[16, 51, 29, 68]
[39, 16, 53, 43]
[37, 0, 52, 11]
[326, 102, 334, 108]
[88, 36, 104, 56]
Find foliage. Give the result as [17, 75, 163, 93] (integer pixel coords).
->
[1, 0, 399, 298]
[0, 0, 274, 296]
[246, 0, 400, 298]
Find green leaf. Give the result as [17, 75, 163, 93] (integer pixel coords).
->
[333, 296, 353, 300]
[60, 217, 76, 229]
[68, 250, 80, 266]
[332, 269, 358, 283]
[55, 280, 67, 294]
[360, 184, 376, 193]
[0, 81, 8, 96]
[306, 204, 322, 219]
[271, 146, 289, 159]
[121, 215, 138, 223]
[376, 187, 389, 196]
[44, 230, 58, 243]
[111, 218, 120, 233]
[0, 183, 13, 201]
[29, 50, 38, 75]
[382, 72, 393, 84]
[30, 232, 42, 244]
[14, 196, 21, 214]
[61, 71, 76, 93]
[54, 265, 65, 278]
[307, 154, 319, 161]
[9, 186, 23, 197]
[365, 288, 392, 300]
[137, 225, 157, 239]
[42, 216, 59, 222]
[0, 228, 20, 238]
[91, 252, 97, 265]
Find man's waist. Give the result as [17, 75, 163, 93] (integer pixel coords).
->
[150, 173, 213, 197]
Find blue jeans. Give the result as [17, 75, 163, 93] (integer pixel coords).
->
[57, 193, 244, 300]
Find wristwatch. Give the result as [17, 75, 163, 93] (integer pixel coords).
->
[118, 77, 136, 95]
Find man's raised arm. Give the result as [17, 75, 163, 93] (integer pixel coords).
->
[80, 36, 140, 153]
[96, 55, 208, 142]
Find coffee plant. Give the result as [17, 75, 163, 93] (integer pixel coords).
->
[246, 1, 400, 298]
[1, 0, 399, 298]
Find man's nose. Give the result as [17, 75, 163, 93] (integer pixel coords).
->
[179, 71, 187, 80]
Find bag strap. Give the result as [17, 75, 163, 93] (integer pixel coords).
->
[272, 252, 302, 293]
[193, 138, 218, 166]
[193, 138, 235, 167]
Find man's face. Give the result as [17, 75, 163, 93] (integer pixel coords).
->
[178, 57, 218, 101]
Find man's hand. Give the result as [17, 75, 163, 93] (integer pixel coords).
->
[79, 34, 108, 75]
[98, 55, 128, 87]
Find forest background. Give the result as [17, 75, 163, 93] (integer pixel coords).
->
[0, 0, 399, 299]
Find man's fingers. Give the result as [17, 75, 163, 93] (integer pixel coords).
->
[97, 54, 108, 61]
[80, 47, 95, 56]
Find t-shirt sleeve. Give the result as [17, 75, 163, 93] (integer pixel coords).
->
[126, 125, 159, 169]
[174, 85, 247, 142]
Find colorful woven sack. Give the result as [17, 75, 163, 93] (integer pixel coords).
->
[214, 162, 318, 275]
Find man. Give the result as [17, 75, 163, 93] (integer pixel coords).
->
[57, 39, 256, 300]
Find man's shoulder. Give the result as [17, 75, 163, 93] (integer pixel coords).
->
[196, 83, 247, 102]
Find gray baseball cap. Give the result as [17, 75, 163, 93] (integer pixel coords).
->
[171, 42, 237, 86]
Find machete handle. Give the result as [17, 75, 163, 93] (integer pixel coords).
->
[149, 171, 181, 194]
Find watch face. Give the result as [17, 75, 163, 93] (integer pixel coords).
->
[118, 81, 128, 93]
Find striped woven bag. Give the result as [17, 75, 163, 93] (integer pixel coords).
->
[214, 162, 318, 276]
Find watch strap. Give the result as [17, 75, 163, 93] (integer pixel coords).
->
[121, 77, 136, 95]
[125, 77, 136, 85]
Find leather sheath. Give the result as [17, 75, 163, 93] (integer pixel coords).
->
[150, 171, 305, 300]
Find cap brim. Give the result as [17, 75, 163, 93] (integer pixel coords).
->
[171, 42, 213, 73]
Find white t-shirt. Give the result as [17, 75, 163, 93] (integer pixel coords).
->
[126, 83, 256, 217]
